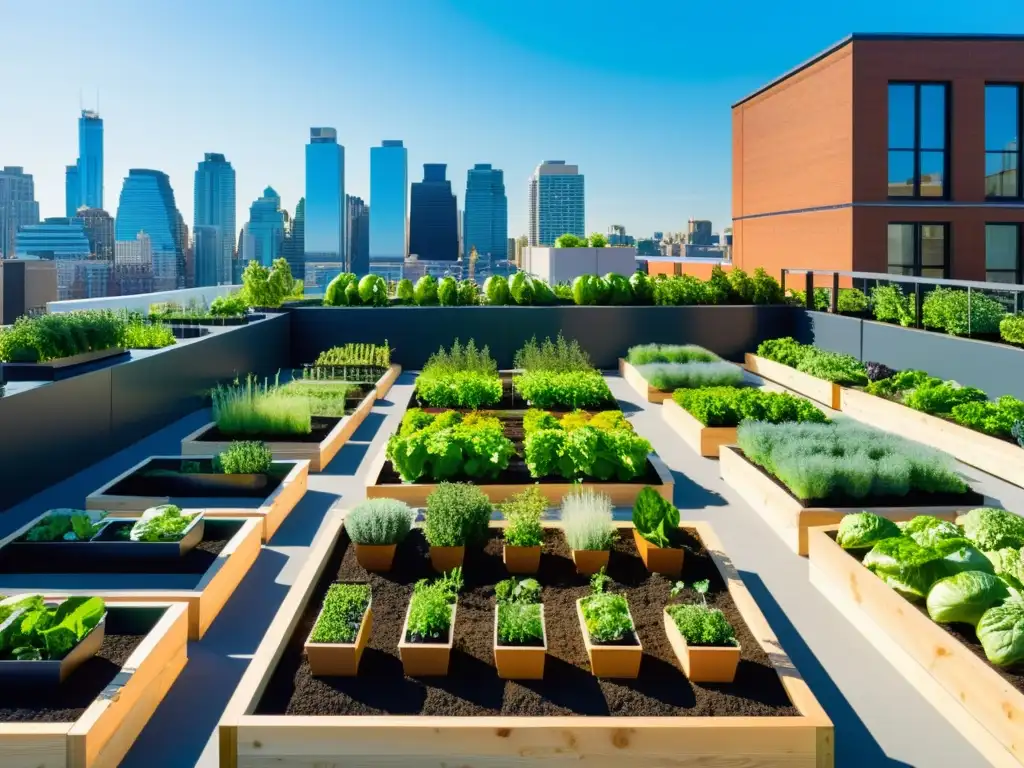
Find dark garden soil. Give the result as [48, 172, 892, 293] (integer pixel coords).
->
[196, 416, 343, 444]
[105, 458, 290, 499]
[737, 450, 985, 509]
[255, 528, 799, 718]
[836, 536, 1024, 694]
[0, 520, 238, 576]
[0, 630, 146, 722]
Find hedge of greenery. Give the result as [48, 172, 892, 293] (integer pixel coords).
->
[512, 334, 613, 409]
[415, 339, 501, 409]
[755, 337, 867, 386]
[0, 309, 176, 363]
[673, 386, 827, 427]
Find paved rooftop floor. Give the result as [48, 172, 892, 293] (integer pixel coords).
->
[2, 371, 1021, 767]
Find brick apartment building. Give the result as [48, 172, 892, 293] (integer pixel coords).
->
[732, 34, 1024, 284]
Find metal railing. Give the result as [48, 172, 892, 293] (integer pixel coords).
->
[781, 269, 1024, 330]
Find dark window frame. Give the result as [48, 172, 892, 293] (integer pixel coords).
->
[984, 83, 1023, 200]
[985, 222, 1023, 283]
[887, 81, 951, 200]
[887, 221, 951, 278]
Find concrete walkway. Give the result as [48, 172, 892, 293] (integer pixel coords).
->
[3, 371, 1019, 767]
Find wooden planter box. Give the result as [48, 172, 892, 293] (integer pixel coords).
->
[632, 528, 684, 577]
[0, 602, 188, 768]
[503, 544, 541, 574]
[745, 353, 842, 410]
[662, 397, 737, 458]
[429, 545, 465, 573]
[217, 516, 834, 768]
[719, 446, 963, 556]
[493, 604, 547, 680]
[841, 387, 1024, 489]
[353, 543, 396, 572]
[86, 457, 309, 542]
[180, 387, 377, 472]
[397, 602, 457, 677]
[808, 526, 1024, 768]
[0, 516, 263, 640]
[663, 609, 740, 683]
[365, 447, 674, 507]
[571, 548, 610, 575]
[305, 598, 373, 677]
[375, 363, 402, 401]
[618, 358, 672, 403]
[576, 597, 643, 679]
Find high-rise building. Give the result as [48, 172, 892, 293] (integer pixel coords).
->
[0, 260, 57, 324]
[193, 152, 236, 285]
[463, 164, 508, 261]
[176, 210, 191, 288]
[528, 161, 585, 246]
[304, 127, 345, 289]
[245, 186, 285, 267]
[76, 208, 114, 260]
[410, 164, 458, 261]
[15, 217, 92, 299]
[115, 231, 153, 267]
[687, 219, 713, 246]
[65, 165, 80, 217]
[369, 140, 408, 268]
[346, 195, 370, 276]
[70, 261, 114, 299]
[0, 166, 40, 259]
[114, 169, 184, 291]
[78, 110, 103, 210]
[193, 225, 220, 288]
[283, 197, 305, 282]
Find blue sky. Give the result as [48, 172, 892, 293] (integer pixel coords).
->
[2, 0, 1021, 239]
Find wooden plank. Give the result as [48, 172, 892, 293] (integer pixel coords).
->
[841, 387, 1024, 489]
[808, 527, 1023, 767]
[619, 358, 671, 403]
[375, 364, 402, 400]
[0, 724, 69, 768]
[720, 446, 961, 556]
[220, 518, 832, 768]
[745, 354, 841, 411]
[662, 398, 737, 458]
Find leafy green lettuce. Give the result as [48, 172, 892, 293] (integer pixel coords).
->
[900, 515, 963, 547]
[926, 571, 1009, 626]
[957, 508, 1024, 551]
[985, 548, 1024, 593]
[863, 537, 992, 601]
[632, 486, 680, 548]
[977, 602, 1024, 667]
[836, 512, 900, 550]
[0, 595, 106, 660]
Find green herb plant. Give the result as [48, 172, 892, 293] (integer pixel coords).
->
[211, 374, 312, 436]
[214, 441, 273, 474]
[309, 583, 371, 644]
[632, 487, 680, 548]
[385, 410, 514, 482]
[495, 577, 542, 605]
[561, 488, 616, 551]
[423, 483, 493, 547]
[501, 487, 545, 548]
[344, 499, 415, 545]
[405, 567, 463, 642]
[590, 566, 611, 595]
[21, 511, 105, 543]
[130, 505, 198, 542]
[523, 408, 651, 481]
[674, 386, 827, 427]
[513, 334, 593, 372]
[581, 591, 634, 644]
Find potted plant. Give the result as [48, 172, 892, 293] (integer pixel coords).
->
[493, 577, 546, 679]
[0, 595, 107, 684]
[423, 483, 492, 572]
[561, 488, 616, 575]
[344, 498, 415, 572]
[632, 487, 684, 576]
[575, 568, 643, 678]
[663, 580, 740, 683]
[398, 567, 463, 677]
[304, 582, 372, 676]
[500, 487, 546, 574]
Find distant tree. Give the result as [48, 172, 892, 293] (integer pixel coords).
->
[587, 232, 608, 248]
[554, 233, 587, 248]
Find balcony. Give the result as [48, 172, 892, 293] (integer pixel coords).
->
[0, 277, 1022, 767]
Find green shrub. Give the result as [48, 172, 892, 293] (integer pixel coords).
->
[756, 337, 813, 368]
[561, 488, 616, 550]
[637, 362, 744, 390]
[457, 279, 479, 306]
[667, 603, 737, 646]
[922, 287, 1007, 336]
[396, 278, 415, 304]
[0, 310, 125, 363]
[604, 273, 633, 305]
[514, 333, 592, 372]
[632, 486, 680, 547]
[871, 284, 916, 326]
[209, 293, 248, 316]
[751, 267, 784, 304]
[121, 319, 176, 349]
[501, 487, 546, 548]
[413, 275, 438, 306]
[653, 274, 706, 305]
[903, 381, 987, 414]
[626, 344, 718, 365]
[385, 411, 514, 482]
[215, 441, 273, 474]
[416, 371, 502, 408]
[514, 369, 612, 409]
[727, 268, 754, 303]
[437, 276, 459, 306]
[509, 272, 535, 305]
[581, 593, 634, 643]
[241, 258, 293, 308]
[571, 274, 603, 305]
[703, 265, 732, 304]
[1000, 314, 1024, 345]
[324, 273, 357, 307]
[423, 482, 493, 547]
[787, 288, 829, 310]
[497, 603, 544, 645]
[406, 569, 462, 641]
[673, 386, 827, 427]
[950, 396, 1024, 439]
[736, 420, 968, 502]
[211, 376, 312, 436]
[629, 271, 655, 304]
[837, 288, 869, 314]
[756, 337, 866, 385]
[344, 498, 414, 545]
[310, 583, 371, 644]
[554, 281, 574, 302]
[495, 577, 542, 604]
[420, 338, 497, 376]
[865, 369, 936, 397]
[483, 275, 512, 305]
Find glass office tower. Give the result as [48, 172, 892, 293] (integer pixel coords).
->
[114, 169, 184, 291]
[409, 164, 458, 262]
[463, 164, 508, 261]
[304, 127, 345, 290]
[193, 152, 236, 284]
[78, 110, 103, 210]
[369, 140, 408, 275]
[245, 187, 285, 267]
[528, 160, 585, 246]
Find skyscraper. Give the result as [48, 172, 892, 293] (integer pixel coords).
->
[78, 110, 103, 210]
[282, 197, 305, 281]
[76, 207, 115, 260]
[64, 165, 80, 217]
[369, 140, 408, 270]
[0, 166, 40, 259]
[114, 169, 184, 291]
[346, 195, 370, 276]
[304, 127, 345, 289]
[193, 153, 236, 285]
[463, 164, 508, 261]
[409, 164, 458, 262]
[193, 225, 220, 288]
[528, 161, 585, 246]
[245, 187, 285, 267]
[15, 217, 91, 299]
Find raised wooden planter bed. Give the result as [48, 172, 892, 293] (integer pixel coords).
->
[661, 397, 736, 458]
[0, 602, 187, 768]
[364, 445, 674, 507]
[744, 353, 841, 410]
[2, 347, 131, 382]
[180, 387, 377, 472]
[86, 457, 308, 542]
[618, 358, 672, 403]
[374, 363, 401, 400]
[719, 445, 974, 556]
[808, 526, 1024, 768]
[0, 516, 263, 640]
[841, 386, 1024, 489]
[217, 517, 833, 768]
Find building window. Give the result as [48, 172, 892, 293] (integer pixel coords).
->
[888, 83, 948, 199]
[986, 224, 1021, 283]
[887, 223, 949, 278]
[985, 85, 1022, 199]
